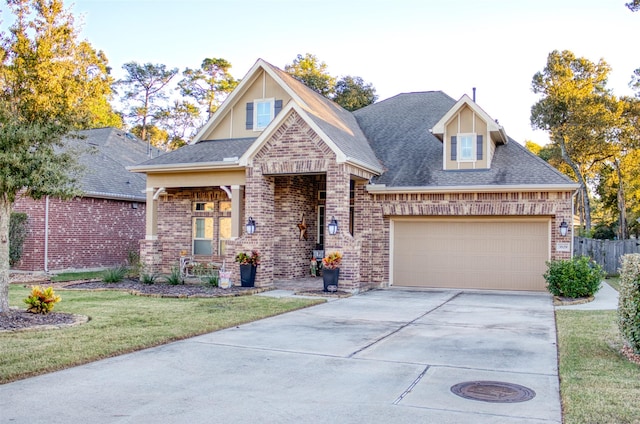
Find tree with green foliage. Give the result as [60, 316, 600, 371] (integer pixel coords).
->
[117, 62, 178, 142]
[333, 75, 378, 111]
[285, 53, 378, 111]
[178, 57, 239, 119]
[531, 50, 621, 232]
[0, 0, 110, 313]
[155, 100, 201, 149]
[285, 53, 336, 97]
[524, 140, 542, 156]
[9, 212, 28, 267]
[130, 124, 169, 150]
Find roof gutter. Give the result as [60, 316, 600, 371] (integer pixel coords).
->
[343, 156, 384, 175]
[82, 191, 147, 202]
[366, 183, 580, 194]
[127, 161, 242, 173]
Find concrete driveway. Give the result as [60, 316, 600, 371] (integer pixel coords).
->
[0, 288, 561, 423]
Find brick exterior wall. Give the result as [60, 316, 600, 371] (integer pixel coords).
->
[12, 196, 145, 272]
[363, 190, 574, 286]
[144, 110, 575, 292]
[152, 188, 230, 275]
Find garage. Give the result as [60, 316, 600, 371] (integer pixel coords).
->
[391, 217, 551, 291]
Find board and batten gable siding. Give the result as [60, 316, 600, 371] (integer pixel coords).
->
[204, 70, 292, 140]
[444, 104, 490, 170]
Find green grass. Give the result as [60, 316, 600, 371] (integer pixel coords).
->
[2, 285, 323, 384]
[556, 310, 640, 424]
[51, 271, 105, 282]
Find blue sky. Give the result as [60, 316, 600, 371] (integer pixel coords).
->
[8, 0, 640, 144]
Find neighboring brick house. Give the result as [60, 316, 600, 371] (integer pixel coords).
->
[12, 128, 162, 273]
[130, 59, 578, 292]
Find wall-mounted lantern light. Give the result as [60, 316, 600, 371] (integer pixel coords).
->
[559, 220, 569, 237]
[328, 216, 338, 236]
[246, 217, 256, 235]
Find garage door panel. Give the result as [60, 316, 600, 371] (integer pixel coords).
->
[392, 218, 550, 291]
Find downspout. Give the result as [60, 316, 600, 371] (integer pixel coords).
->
[44, 195, 49, 273]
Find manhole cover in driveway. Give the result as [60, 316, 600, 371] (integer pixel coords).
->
[450, 381, 536, 403]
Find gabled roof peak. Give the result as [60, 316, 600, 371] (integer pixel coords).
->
[431, 94, 508, 144]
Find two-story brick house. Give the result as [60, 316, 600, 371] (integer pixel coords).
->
[130, 59, 578, 292]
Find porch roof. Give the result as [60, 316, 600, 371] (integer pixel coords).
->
[129, 138, 256, 172]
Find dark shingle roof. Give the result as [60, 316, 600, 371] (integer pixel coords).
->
[65, 128, 163, 201]
[354, 92, 575, 187]
[135, 138, 256, 167]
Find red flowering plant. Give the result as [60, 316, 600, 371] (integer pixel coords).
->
[322, 251, 342, 269]
[235, 249, 260, 266]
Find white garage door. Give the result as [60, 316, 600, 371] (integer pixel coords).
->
[392, 217, 550, 291]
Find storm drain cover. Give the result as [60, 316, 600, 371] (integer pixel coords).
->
[450, 381, 536, 403]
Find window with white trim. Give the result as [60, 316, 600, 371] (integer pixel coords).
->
[192, 217, 213, 255]
[458, 133, 475, 161]
[218, 217, 232, 256]
[246, 99, 283, 131]
[254, 99, 274, 130]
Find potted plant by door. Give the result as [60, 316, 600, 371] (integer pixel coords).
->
[322, 251, 342, 292]
[235, 250, 260, 287]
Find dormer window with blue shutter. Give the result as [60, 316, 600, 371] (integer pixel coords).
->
[453, 133, 483, 162]
[246, 98, 283, 131]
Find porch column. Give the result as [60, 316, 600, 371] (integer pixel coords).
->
[145, 187, 158, 240]
[231, 185, 244, 238]
[324, 164, 359, 290]
[141, 186, 162, 276]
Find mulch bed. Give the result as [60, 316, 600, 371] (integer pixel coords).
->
[0, 309, 87, 333]
[56, 279, 269, 298]
[621, 345, 640, 366]
[553, 295, 594, 306]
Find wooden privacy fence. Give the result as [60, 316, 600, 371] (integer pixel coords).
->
[573, 237, 640, 276]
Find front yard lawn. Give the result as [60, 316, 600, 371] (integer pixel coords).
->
[1, 284, 322, 384]
[556, 309, 640, 424]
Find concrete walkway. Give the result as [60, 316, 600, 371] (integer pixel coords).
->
[555, 281, 618, 310]
[0, 289, 561, 423]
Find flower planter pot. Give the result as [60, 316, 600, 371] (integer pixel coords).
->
[240, 264, 257, 287]
[322, 268, 339, 292]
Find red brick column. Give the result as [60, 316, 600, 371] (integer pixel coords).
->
[324, 164, 360, 290]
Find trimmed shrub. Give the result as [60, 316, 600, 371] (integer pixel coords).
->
[9, 212, 28, 266]
[24, 285, 61, 314]
[165, 267, 184, 285]
[140, 273, 157, 285]
[102, 266, 128, 283]
[618, 254, 640, 353]
[203, 274, 218, 287]
[544, 256, 604, 298]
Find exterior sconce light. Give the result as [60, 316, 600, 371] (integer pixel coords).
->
[246, 217, 256, 235]
[559, 220, 569, 237]
[328, 216, 339, 236]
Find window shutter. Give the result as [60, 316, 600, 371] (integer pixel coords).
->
[274, 99, 283, 116]
[451, 136, 457, 161]
[476, 135, 483, 160]
[245, 102, 254, 129]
